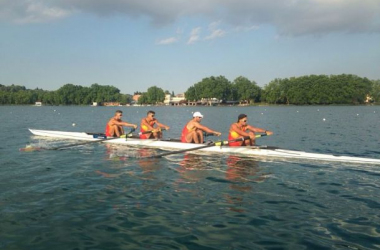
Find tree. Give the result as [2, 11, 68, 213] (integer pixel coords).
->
[233, 76, 261, 103]
[370, 80, 380, 103]
[137, 93, 148, 105]
[185, 86, 197, 101]
[185, 76, 233, 101]
[146, 86, 165, 104]
[262, 80, 283, 104]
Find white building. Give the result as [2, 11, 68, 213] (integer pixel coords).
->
[200, 98, 220, 106]
[164, 94, 186, 106]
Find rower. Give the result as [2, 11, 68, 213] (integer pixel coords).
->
[105, 110, 138, 137]
[181, 111, 221, 144]
[140, 110, 170, 139]
[228, 114, 273, 146]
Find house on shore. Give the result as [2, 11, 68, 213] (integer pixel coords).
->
[103, 102, 121, 106]
[164, 94, 186, 106]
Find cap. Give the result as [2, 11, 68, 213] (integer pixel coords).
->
[238, 114, 247, 121]
[193, 111, 203, 118]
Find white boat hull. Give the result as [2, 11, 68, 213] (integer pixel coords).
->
[28, 129, 380, 165]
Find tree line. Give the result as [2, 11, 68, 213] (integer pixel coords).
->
[0, 83, 132, 105]
[185, 74, 380, 105]
[261, 75, 377, 105]
[1, 74, 379, 105]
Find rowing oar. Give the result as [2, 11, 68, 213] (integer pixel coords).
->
[144, 133, 268, 159]
[20, 128, 136, 152]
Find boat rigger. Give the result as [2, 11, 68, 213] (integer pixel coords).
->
[25, 129, 380, 165]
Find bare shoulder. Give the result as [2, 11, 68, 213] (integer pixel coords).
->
[186, 120, 195, 128]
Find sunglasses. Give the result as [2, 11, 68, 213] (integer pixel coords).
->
[242, 120, 247, 122]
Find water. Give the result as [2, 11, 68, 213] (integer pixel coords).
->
[1, 105, 380, 249]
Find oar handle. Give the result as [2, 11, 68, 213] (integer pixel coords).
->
[214, 136, 251, 146]
[255, 133, 268, 138]
[213, 134, 267, 146]
[138, 127, 166, 135]
[204, 132, 215, 137]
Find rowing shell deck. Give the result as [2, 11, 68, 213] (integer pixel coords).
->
[29, 129, 380, 165]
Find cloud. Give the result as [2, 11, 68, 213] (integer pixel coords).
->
[204, 21, 226, 40]
[234, 25, 259, 32]
[156, 37, 179, 45]
[0, 1, 71, 23]
[1, 0, 379, 35]
[187, 27, 201, 44]
[205, 29, 226, 40]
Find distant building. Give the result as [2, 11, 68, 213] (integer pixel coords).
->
[92, 102, 99, 106]
[365, 95, 373, 103]
[35, 101, 42, 106]
[164, 94, 186, 106]
[200, 98, 220, 106]
[132, 95, 141, 102]
[103, 102, 121, 106]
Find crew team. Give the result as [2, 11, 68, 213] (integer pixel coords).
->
[105, 110, 273, 146]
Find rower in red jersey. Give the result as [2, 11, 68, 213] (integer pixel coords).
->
[105, 110, 137, 137]
[181, 111, 221, 144]
[228, 114, 273, 146]
[140, 110, 170, 139]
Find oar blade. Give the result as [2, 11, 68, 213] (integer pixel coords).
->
[19, 145, 42, 152]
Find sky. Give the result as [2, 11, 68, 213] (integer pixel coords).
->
[1, 0, 380, 95]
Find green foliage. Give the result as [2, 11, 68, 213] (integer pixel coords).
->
[185, 76, 234, 101]
[233, 76, 261, 103]
[137, 93, 148, 105]
[184, 86, 197, 101]
[146, 86, 165, 104]
[370, 80, 380, 103]
[136, 87, 165, 105]
[0, 83, 131, 105]
[263, 74, 374, 105]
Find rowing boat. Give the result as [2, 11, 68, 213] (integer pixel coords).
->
[28, 129, 380, 165]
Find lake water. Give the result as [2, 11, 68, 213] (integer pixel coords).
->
[1, 105, 380, 249]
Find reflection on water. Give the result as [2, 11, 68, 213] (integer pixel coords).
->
[178, 154, 209, 182]
[225, 156, 270, 213]
[96, 145, 163, 185]
[226, 155, 268, 183]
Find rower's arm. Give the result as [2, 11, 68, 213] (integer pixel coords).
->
[155, 120, 170, 130]
[111, 120, 138, 129]
[194, 123, 221, 136]
[124, 122, 138, 129]
[247, 125, 273, 135]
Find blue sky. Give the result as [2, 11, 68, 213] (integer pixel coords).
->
[1, 0, 379, 95]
